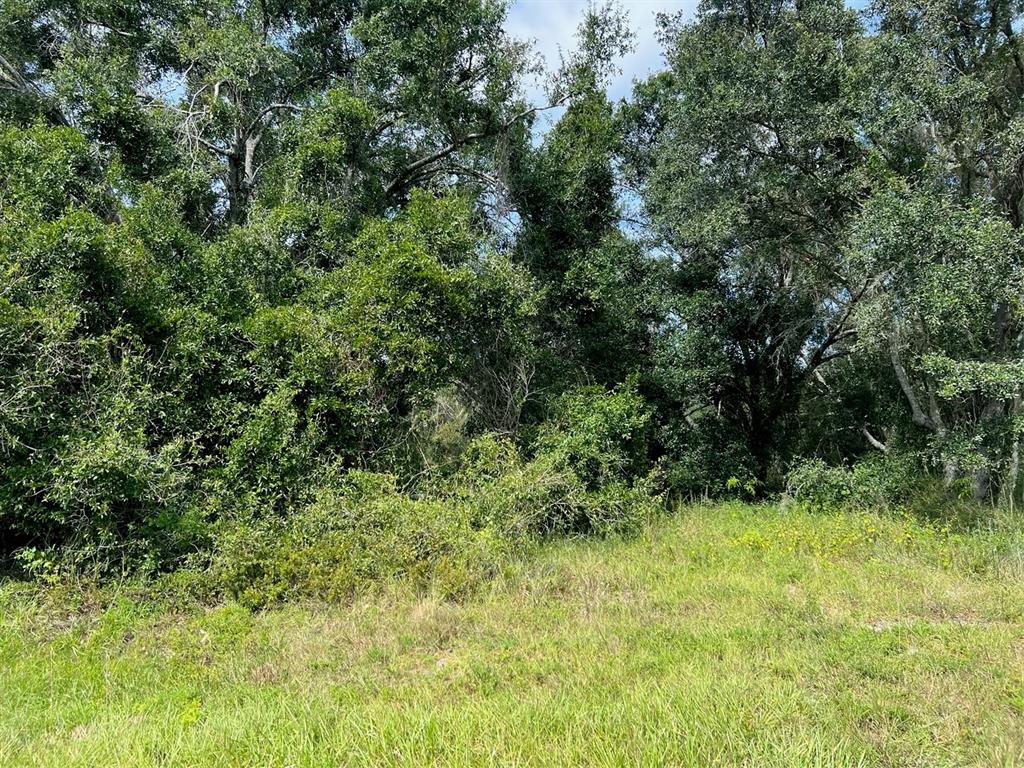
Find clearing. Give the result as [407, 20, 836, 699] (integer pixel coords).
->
[2, 504, 1023, 767]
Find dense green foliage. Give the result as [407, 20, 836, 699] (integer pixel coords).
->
[2, 0, 1024, 590]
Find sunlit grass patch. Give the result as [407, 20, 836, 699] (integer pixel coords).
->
[2, 504, 1023, 767]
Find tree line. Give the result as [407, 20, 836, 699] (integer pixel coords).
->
[2, 0, 1023, 578]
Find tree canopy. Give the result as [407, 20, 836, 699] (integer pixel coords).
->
[3, 0, 1024, 577]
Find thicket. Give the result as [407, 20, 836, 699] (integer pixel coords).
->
[3, 0, 1024, 596]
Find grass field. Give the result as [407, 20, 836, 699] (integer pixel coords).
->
[2, 503, 1024, 767]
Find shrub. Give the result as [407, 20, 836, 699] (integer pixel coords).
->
[785, 458, 855, 511]
[446, 428, 660, 539]
[658, 419, 759, 500]
[209, 423, 665, 607]
[209, 471, 513, 608]
[536, 381, 651, 489]
[785, 451, 987, 526]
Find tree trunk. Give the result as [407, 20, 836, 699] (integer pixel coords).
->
[226, 146, 246, 224]
[943, 456, 959, 488]
[972, 397, 1006, 503]
[1002, 395, 1022, 510]
[972, 466, 991, 503]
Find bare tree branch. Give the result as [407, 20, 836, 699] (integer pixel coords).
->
[861, 426, 889, 452]
[383, 97, 570, 199]
[246, 102, 303, 135]
[890, 338, 937, 431]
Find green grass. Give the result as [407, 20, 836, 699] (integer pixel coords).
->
[2, 503, 1024, 767]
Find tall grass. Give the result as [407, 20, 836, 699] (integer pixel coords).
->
[2, 504, 1023, 767]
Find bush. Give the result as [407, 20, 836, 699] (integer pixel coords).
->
[448, 426, 661, 538]
[785, 458, 855, 511]
[658, 419, 759, 500]
[208, 420, 665, 607]
[785, 452, 990, 527]
[210, 471, 512, 608]
[536, 382, 651, 489]
[787, 454, 922, 512]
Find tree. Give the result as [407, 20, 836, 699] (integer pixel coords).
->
[624, 0, 872, 489]
[845, 0, 1024, 501]
[507, 3, 662, 400]
[851, 188, 1024, 501]
[0, 0, 548, 563]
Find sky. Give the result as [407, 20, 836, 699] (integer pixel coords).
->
[504, 0, 699, 111]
